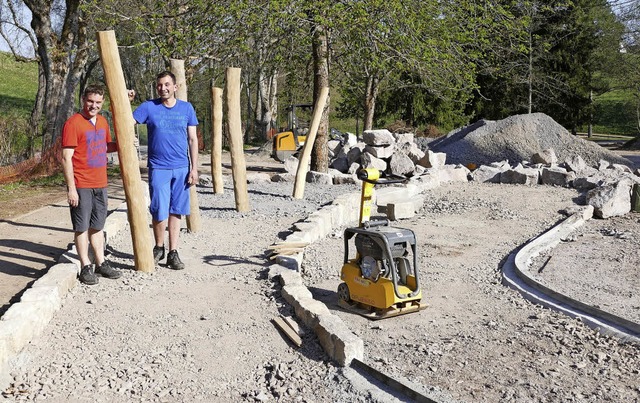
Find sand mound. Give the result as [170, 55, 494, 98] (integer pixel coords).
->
[429, 113, 632, 167]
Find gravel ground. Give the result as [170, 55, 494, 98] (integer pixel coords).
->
[2, 164, 639, 402]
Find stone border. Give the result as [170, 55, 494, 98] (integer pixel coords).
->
[502, 206, 640, 344]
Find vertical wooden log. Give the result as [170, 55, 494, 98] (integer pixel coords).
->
[170, 59, 201, 233]
[293, 87, 329, 199]
[211, 84, 224, 194]
[225, 67, 250, 212]
[96, 30, 154, 272]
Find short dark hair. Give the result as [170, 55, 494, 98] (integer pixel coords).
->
[156, 71, 176, 84]
[83, 84, 105, 99]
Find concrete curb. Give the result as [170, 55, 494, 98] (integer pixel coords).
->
[502, 205, 640, 344]
[0, 201, 131, 388]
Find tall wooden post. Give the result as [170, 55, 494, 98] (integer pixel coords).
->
[211, 84, 224, 194]
[225, 67, 250, 212]
[96, 30, 154, 272]
[170, 58, 201, 233]
[293, 87, 329, 199]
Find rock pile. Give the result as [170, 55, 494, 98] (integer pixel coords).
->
[274, 113, 639, 219]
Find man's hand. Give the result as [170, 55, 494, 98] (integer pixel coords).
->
[188, 168, 199, 186]
[67, 188, 79, 207]
[127, 89, 136, 103]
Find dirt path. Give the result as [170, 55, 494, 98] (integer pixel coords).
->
[0, 180, 126, 316]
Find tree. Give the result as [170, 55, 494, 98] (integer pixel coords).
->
[21, 0, 91, 151]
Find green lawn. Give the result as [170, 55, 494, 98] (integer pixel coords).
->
[0, 52, 38, 118]
[579, 89, 638, 136]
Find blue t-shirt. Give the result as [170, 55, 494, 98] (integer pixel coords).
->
[133, 99, 198, 169]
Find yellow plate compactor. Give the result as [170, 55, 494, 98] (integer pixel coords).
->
[337, 168, 427, 320]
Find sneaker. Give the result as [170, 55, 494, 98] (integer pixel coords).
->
[79, 264, 99, 285]
[153, 245, 165, 264]
[96, 260, 122, 279]
[166, 249, 185, 270]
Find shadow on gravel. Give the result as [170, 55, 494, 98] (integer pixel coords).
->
[308, 286, 343, 313]
[202, 253, 267, 267]
[0, 219, 73, 233]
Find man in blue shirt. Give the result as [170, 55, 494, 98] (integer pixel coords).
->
[132, 71, 199, 270]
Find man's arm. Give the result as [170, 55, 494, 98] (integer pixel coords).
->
[187, 125, 199, 185]
[62, 147, 79, 207]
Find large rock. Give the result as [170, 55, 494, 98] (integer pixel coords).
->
[417, 150, 446, 169]
[364, 144, 395, 159]
[363, 129, 395, 146]
[500, 165, 540, 185]
[360, 152, 387, 171]
[531, 148, 558, 165]
[586, 179, 634, 218]
[471, 165, 503, 183]
[347, 144, 365, 165]
[540, 167, 575, 187]
[388, 151, 415, 177]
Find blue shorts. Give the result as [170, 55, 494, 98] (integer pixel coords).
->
[148, 167, 190, 221]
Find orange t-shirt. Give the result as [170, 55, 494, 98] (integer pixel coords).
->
[62, 113, 112, 188]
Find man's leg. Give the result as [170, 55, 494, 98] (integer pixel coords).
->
[74, 231, 91, 267]
[167, 213, 182, 251]
[152, 219, 167, 248]
[89, 228, 104, 265]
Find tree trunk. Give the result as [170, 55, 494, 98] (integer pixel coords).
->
[363, 75, 379, 131]
[256, 68, 278, 141]
[24, 0, 89, 152]
[311, 24, 330, 173]
[27, 62, 46, 158]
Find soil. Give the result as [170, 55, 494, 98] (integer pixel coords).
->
[0, 185, 67, 222]
[1, 151, 639, 402]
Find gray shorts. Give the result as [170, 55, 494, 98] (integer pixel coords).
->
[70, 188, 108, 233]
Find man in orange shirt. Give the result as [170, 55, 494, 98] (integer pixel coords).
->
[62, 85, 122, 285]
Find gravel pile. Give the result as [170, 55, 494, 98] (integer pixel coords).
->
[428, 113, 632, 167]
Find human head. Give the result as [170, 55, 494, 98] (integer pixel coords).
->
[81, 84, 105, 119]
[156, 71, 177, 101]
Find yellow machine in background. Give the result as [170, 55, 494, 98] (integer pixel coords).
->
[271, 104, 312, 162]
[337, 169, 427, 320]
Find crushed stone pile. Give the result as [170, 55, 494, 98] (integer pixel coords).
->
[428, 113, 632, 167]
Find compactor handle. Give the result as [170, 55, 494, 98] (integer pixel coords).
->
[357, 169, 406, 185]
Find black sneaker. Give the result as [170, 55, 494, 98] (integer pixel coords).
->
[166, 250, 185, 270]
[79, 264, 98, 285]
[96, 260, 122, 279]
[153, 245, 165, 264]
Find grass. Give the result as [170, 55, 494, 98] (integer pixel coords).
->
[0, 52, 38, 118]
[578, 89, 638, 136]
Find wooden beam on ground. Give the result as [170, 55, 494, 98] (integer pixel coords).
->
[96, 30, 154, 272]
[225, 67, 250, 212]
[211, 84, 224, 194]
[293, 87, 329, 199]
[272, 317, 302, 347]
[170, 58, 201, 233]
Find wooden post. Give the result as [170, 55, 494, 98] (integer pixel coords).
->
[170, 58, 201, 233]
[211, 83, 224, 194]
[293, 87, 329, 199]
[225, 67, 250, 212]
[96, 30, 154, 272]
